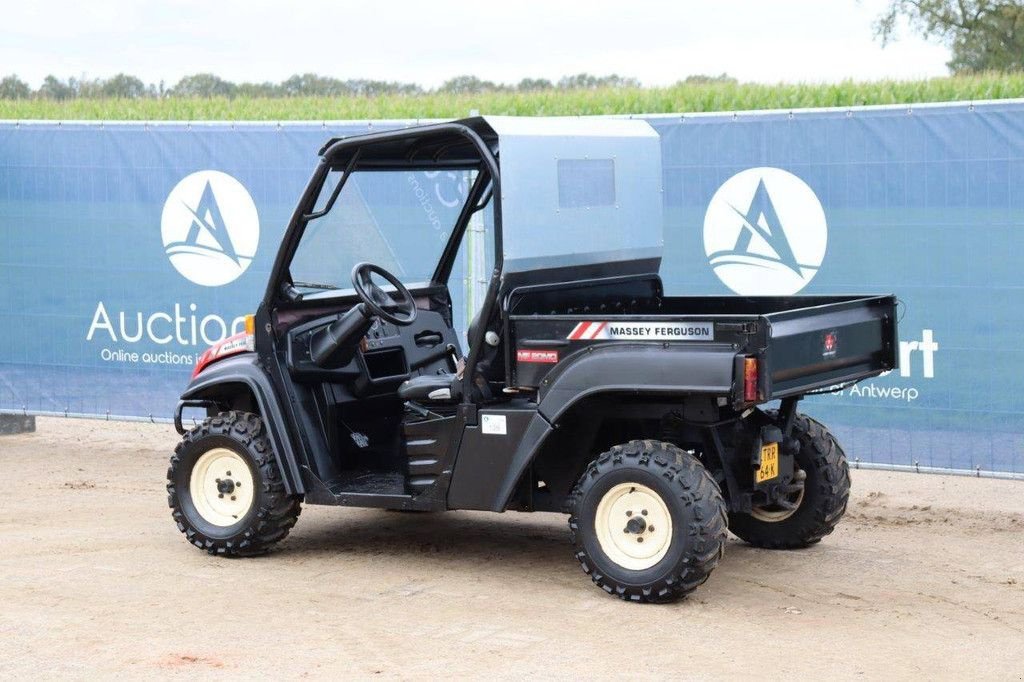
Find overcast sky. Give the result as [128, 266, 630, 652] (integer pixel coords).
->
[1, 0, 950, 88]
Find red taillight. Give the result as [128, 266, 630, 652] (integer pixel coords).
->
[743, 357, 759, 402]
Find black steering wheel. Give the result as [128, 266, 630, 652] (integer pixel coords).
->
[351, 262, 417, 326]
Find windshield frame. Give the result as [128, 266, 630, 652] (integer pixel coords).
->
[284, 165, 483, 299]
[265, 123, 502, 307]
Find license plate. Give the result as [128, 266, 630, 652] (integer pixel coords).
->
[756, 442, 779, 483]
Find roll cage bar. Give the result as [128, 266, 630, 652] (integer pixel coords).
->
[263, 120, 504, 406]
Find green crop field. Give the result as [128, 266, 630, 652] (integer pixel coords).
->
[2, 73, 1023, 120]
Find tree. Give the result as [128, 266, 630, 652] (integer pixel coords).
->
[681, 73, 737, 85]
[279, 73, 347, 97]
[439, 75, 502, 94]
[171, 73, 238, 98]
[516, 78, 554, 91]
[100, 73, 148, 98]
[38, 75, 76, 100]
[557, 73, 641, 89]
[0, 75, 31, 99]
[875, 0, 1024, 73]
[73, 77, 102, 98]
[345, 79, 423, 96]
[235, 81, 281, 97]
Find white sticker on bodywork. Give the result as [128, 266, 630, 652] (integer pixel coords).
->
[481, 414, 507, 435]
[567, 321, 714, 341]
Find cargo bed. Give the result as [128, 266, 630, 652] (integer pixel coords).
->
[508, 291, 898, 406]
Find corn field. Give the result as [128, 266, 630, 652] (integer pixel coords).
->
[2, 73, 1023, 120]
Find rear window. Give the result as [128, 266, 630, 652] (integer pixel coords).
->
[557, 158, 616, 208]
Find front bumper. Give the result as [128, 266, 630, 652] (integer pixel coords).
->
[173, 399, 219, 435]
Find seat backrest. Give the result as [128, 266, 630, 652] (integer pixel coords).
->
[465, 307, 504, 393]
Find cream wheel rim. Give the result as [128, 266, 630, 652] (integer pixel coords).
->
[189, 448, 255, 527]
[750, 469, 805, 522]
[594, 482, 674, 571]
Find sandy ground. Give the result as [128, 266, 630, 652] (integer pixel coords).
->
[0, 418, 1023, 680]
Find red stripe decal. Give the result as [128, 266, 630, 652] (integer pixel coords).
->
[568, 322, 591, 340]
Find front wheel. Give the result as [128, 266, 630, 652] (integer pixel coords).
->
[728, 411, 850, 549]
[167, 411, 301, 556]
[568, 440, 728, 603]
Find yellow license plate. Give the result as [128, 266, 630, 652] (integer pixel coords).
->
[756, 442, 779, 483]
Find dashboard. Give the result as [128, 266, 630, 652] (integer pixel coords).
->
[285, 309, 461, 392]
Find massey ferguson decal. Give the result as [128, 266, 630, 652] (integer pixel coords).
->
[567, 321, 714, 341]
[516, 349, 560, 363]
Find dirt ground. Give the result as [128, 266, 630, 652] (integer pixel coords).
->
[1, 418, 1023, 680]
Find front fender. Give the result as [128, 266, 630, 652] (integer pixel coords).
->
[180, 353, 304, 495]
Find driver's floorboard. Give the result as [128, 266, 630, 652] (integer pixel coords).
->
[324, 469, 406, 496]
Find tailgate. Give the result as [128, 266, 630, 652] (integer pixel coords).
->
[762, 295, 898, 399]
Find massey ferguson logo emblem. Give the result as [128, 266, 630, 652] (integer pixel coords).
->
[517, 349, 559, 363]
[823, 330, 838, 358]
[161, 170, 260, 287]
[568, 321, 714, 341]
[703, 167, 827, 296]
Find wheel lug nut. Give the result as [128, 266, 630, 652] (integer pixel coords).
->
[648, 525, 655, 532]
[218, 493, 224, 498]
[215, 478, 221, 484]
[641, 509, 648, 516]
[231, 495, 236, 501]
[226, 471, 232, 476]
[625, 510, 633, 517]
[637, 537, 644, 543]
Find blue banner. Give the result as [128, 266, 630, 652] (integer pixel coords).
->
[1, 103, 1021, 475]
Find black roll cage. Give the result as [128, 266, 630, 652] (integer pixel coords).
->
[263, 121, 504, 406]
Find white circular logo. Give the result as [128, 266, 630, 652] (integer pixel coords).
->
[423, 170, 469, 208]
[161, 170, 260, 287]
[703, 167, 827, 296]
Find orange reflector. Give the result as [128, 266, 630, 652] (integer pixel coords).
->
[244, 314, 257, 351]
[743, 357, 759, 402]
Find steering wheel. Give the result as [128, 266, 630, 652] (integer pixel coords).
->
[351, 262, 417, 326]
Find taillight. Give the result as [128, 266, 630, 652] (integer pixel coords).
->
[743, 356, 759, 402]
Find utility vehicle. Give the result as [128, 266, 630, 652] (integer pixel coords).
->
[168, 117, 898, 603]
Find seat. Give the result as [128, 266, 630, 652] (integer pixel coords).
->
[398, 309, 496, 403]
[398, 373, 461, 402]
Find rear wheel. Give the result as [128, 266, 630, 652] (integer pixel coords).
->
[168, 411, 301, 556]
[728, 411, 850, 549]
[568, 440, 728, 603]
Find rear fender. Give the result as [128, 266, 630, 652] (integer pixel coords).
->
[537, 343, 736, 422]
[180, 353, 304, 495]
[490, 344, 737, 510]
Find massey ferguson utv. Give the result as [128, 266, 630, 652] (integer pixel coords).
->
[168, 117, 898, 603]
